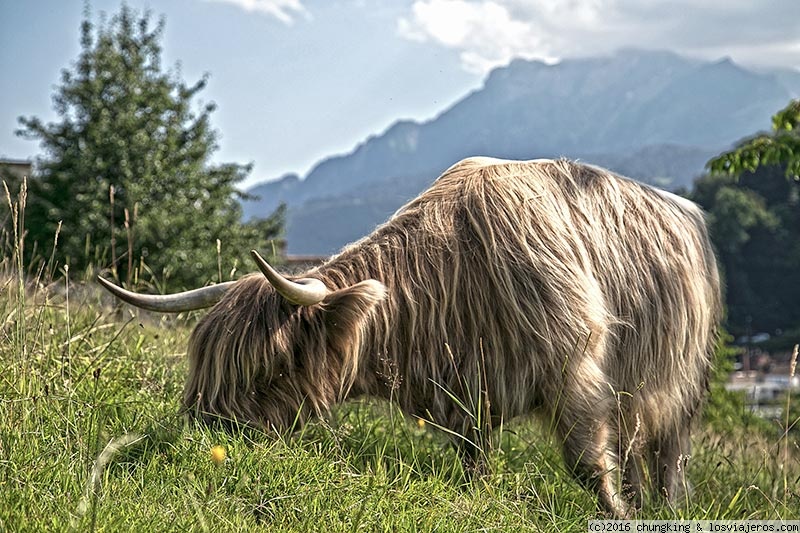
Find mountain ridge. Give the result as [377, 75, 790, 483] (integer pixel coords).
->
[242, 49, 799, 255]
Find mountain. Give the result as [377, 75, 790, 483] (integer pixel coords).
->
[243, 49, 800, 255]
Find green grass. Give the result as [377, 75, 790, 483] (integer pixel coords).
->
[0, 181, 798, 531]
[1, 272, 798, 532]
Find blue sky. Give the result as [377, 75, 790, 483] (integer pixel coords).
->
[2, 0, 799, 188]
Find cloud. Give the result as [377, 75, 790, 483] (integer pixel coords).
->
[398, 0, 557, 73]
[398, 0, 800, 74]
[206, 0, 310, 25]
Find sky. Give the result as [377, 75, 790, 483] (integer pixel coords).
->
[1, 0, 799, 188]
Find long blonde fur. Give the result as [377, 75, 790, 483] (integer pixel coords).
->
[184, 157, 721, 517]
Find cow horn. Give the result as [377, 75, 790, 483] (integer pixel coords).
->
[250, 249, 328, 306]
[97, 276, 235, 312]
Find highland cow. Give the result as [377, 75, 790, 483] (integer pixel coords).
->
[99, 157, 721, 517]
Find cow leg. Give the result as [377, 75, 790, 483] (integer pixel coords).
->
[647, 420, 692, 504]
[454, 437, 488, 478]
[620, 447, 646, 510]
[616, 410, 646, 510]
[548, 338, 634, 517]
[556, 403, 633, 518]
[450, 412, 492, 478]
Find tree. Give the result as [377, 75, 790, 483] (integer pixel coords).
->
[708, 99, 800, 180]
[693, 101, 800, 336]
[690, 169, 788, 335]
[16, 5, 283, 288]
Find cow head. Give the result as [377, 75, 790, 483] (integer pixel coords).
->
[99, 250, 386, 431]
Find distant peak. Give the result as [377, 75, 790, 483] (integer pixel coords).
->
[704, 56, 752, 76]
[710, 56, 737, 68]
[507, 57, 550, 69]
[484, 57, 551, 85]
[608, 48, 693, 65]
[277, 172, 300, 183]
[614, 47, 674, 57]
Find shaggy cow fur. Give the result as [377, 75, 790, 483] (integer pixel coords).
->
[115, 158, 722, 517]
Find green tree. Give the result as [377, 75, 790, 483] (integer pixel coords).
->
[693, 101, 800, 336]
[16, 5, 283, 288]
[709, 99, 800, 180]
[695, 168, 800, 337]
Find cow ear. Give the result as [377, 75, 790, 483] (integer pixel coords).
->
[321, 280, 386, 337]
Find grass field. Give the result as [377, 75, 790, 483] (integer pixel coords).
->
[1, 196, 798, 531]
[2, 268, 798, 532]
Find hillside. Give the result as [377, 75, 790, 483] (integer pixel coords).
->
[243, 49, 800, 255]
